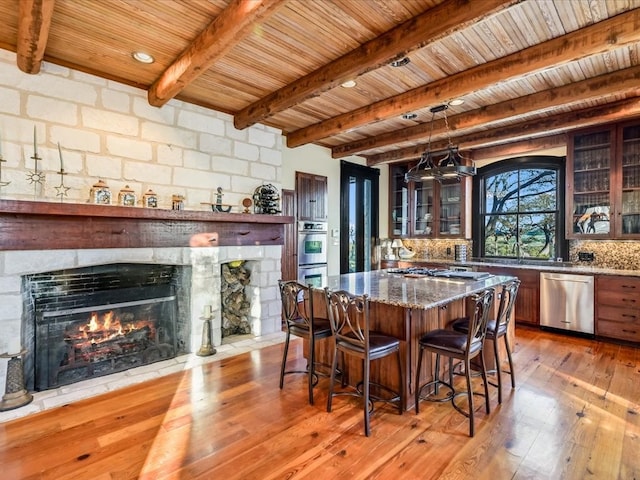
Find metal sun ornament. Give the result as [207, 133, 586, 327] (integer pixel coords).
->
[26, 126, 45, 197]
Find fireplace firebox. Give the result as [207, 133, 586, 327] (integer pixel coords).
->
[23, 264, 190, 391]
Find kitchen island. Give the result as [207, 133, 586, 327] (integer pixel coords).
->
[313, 269, 517, 411]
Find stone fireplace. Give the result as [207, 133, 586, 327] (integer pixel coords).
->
[0, 243, 283, 396]
[0, 199, 290, 400]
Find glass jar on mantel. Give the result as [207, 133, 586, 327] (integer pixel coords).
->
[567, 120, 640, 239]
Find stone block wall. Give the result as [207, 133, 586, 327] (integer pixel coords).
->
[0, 49, 282, 210]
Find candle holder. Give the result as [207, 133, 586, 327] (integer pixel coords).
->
[26, 152, 44, 198]
[55, 169, 70, 202]
[197, 307, 216, 357]
[0, 348, 33, 411]
[0, 154, 10, 196]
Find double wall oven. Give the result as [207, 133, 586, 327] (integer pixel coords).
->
[297, 221, 328, 288]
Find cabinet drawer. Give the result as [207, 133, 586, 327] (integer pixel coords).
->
[597, 317, 640, 343]
[596, 289, 640, 308]
[597, 304, 640, 323]
[596, 276, 640, 294]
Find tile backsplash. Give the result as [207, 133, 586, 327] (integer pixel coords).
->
[568, 240, 640, 270]
[397, 238, 640, 271]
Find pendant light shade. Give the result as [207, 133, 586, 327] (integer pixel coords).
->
[405, 105, 476, 182]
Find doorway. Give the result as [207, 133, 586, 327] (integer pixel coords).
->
[340, 161, 379, 273]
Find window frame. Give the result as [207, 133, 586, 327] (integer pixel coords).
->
[472, 155, 568, 260]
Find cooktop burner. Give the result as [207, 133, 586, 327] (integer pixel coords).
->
[387, 267, 493, 281]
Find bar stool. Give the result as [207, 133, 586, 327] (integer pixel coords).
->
[452, 279, 520, 403]
[324, 288, 404, 437]
[278, 280, 333, 405]
[415, 288, 494, 437]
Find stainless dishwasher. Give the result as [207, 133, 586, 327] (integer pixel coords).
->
[540, 272, 594, 334]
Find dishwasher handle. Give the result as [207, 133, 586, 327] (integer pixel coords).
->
[541, 273, 593, 284]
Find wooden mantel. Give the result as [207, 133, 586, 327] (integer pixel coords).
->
[0, 200, 294, 250]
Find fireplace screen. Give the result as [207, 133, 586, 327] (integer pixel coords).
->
[37, 295, 176, 389]
[25, 264, 185, 392]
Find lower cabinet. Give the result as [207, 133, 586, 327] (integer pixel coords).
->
[596, 275, 640, 343]
[482, 267, 540, 327]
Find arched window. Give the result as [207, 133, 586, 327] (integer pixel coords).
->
[472, 156, 567, 261]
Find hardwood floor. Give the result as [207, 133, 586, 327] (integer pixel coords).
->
[1, 327, 639, 479]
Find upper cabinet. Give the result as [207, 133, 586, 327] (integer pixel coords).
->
[389, 162, 470, 238]
[296, 172, 328, 221]
[567, 120, 640, 239]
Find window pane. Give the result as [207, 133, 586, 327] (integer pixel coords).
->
[485, 171, 518, 213]
[484, 214, 517, 257]
[519, 169, 557, 212]
[519, 213, 555, 259]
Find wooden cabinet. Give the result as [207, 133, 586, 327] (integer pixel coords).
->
[389, 162, 470, 239]
[596, 275, 640, 343]
[482, 266, 540, 327]
[567, 120, 640, 239]
[296, 172, 328, 221]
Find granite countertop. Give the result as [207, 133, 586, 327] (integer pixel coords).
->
[392, 257, 640, 277]
[325, 269, 516, 310]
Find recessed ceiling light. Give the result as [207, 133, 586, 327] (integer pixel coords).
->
[341, 80, 357, 88]
[402, 112, 418, 120]
[449, 98, 465, 106]
[132, 51, 155, 64]
[390, 57, 411, 67]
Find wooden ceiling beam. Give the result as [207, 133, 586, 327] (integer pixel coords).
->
[148, 0, 287, 108]
[365, 96, 640, 165]
[468, 134, 567, 162]
[288, 8, 640, 149]
[16, 0, 55, 74]
[233, 0, 516, 130]
[332, 64, 640, 158]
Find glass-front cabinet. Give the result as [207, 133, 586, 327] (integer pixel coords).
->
[567, 120, 640, 239]
[438, 180, 462, 236]
[389, 162, 469, 238]
[567, 126, 613, 237]
[620, 123, 640, 236]
[413, 179, 435, 236]
[389, 164, 409, 237]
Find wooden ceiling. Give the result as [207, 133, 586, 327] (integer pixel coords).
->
[2, 0, 640, 165]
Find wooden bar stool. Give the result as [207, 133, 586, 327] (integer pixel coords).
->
[278, 280, 333, 405]
[324, 288, 404, 437]
[452, 279, 520, 403]
[415, 288, 495, 437]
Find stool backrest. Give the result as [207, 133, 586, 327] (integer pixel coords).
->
[278, 280, 313, 329]
[324, 288, 369, 349]
[495, 279, 520, 332]
[466, 288, 495, 354]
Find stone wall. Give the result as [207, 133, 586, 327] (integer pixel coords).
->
[0, 50, 285, 394]
[0, 49, 282, 209]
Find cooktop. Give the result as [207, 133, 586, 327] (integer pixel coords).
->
[387, 267, 493, 281]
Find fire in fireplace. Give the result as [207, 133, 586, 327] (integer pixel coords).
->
[23, 264, 190, 391]
[40, 296, 176, 389]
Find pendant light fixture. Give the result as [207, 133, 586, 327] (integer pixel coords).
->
[405, 104, 475, 182]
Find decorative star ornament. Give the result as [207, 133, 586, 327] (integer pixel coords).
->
[55, 183, 70, 199]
